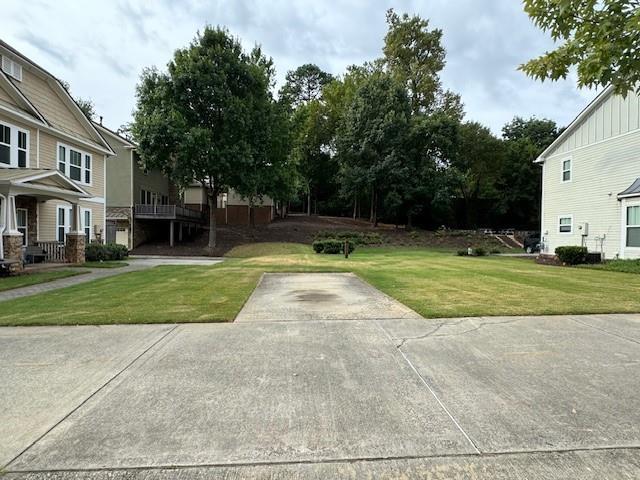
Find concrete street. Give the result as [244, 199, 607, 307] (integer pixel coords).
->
[1, 273, 639, 478]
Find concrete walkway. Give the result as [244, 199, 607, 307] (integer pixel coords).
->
[2, 309, 640, 477]
[0, 256, 223, 302]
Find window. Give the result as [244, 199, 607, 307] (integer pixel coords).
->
[146, 190, 152, 205]
[559, 216, 573, 234]
[57, 206, 71, 243]
[18, 131, 27, 167]
[627, 205, 640, 248]
[1, 56, 23, 81]
[82, 209, 92, 243]
[0, 124, 9, 165]
[0, 122, 29, 168]
[57, 143, 91, 185]
[16, 208, 27, 246]
[561, 158, 572, 182]
[140, 189, 147, 205]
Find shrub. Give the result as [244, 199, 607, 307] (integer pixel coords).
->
[457, 250, 468, 256]
[85, 242, 129, 262]
[312, 240, 325, 254]
[312, 239, 356, 255]
[314, 230, 382, 246]
[555, 246, 588, 265]
[474, 247, 487, 257]
[490, 248, 501, 255]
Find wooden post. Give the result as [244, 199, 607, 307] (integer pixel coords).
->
[344, 240, 350, 259]
[178, 222, 183, 242]
[170, 220, 174, 247]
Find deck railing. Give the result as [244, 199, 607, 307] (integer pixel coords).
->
[37, 241, 66, 263]
[134, 204, 203, 220]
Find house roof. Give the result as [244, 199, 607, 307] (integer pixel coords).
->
[93, 122, 137, 149]
[0, 40, 115, 156]
[619, 177, 640, 199]
[0, 168, 89, 199]
[535, 85, 615, 163]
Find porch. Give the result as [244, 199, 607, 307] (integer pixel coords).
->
[133, 204, 205, 248]
[1, 169, 90, 271]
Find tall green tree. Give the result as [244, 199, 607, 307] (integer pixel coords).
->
[522, 0, 640, 95]
[280, 64, 336, 215]
[279, 64, 334, 108]
[337, 73, 411, 225]
[383, 9, 463, 118]
[497, 117, 560, 228]
[132, 26, 281, 248]
[449, 122, 504, 228]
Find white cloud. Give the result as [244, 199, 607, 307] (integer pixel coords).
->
[2, 0, 596, 133]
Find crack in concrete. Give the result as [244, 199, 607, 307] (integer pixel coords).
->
[6, 445, 640, 474]
[570, 317, 640, 347]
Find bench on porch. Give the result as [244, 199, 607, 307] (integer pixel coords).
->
[25, 245, 47, 264]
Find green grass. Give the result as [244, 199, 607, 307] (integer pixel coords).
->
[225, 242, 312, 257]
[0, 269, 84, 293]
[578, 259, 640, 274]
[69, 261, 129, 269]
[2, 245, 640, 326]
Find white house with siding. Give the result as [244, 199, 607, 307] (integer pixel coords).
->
[537, 85, 640, 260]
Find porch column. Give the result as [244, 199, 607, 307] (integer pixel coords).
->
[2, 194, 24, 270]
[65, 202, 85, 264]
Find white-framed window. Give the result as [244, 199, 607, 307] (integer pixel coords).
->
[1, 55, 23, 81]
[16, 208, 27, 246]
[57, 206, 72, 243]
[558, 215, 573, 234]
[140, 189, 146, 205]
[627, 205, 640, 248]
[561, 158, 572, 182]
[82, 208, 92, 243]
[0, 121, 29, 168]
[57, 142, 92, 185]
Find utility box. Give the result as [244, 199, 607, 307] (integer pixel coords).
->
[579, 222, 589, 236]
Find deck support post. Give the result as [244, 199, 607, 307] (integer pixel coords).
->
[169, 220, 174, 247]
[178, 222, 183, 242]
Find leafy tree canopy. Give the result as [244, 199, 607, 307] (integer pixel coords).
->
[278, 63, 334, 108]
[521, 0, 640, 95]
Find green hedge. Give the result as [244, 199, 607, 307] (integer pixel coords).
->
[312, 239, 356, 255]
[555, 246, 588, 265]
[86, 243, 129, 262]
[314, 230, 383, 246]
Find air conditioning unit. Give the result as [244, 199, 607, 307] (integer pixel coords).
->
[578, 222, 589, 236]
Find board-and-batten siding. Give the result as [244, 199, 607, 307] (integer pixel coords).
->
[38, 200, 105, 243]
[542, 127, 640, 259]
[548, 90, 640, 156]
[15, 68, 94, 143]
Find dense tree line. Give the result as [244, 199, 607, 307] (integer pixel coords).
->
[132, 12, 563, 248]
[282, 10, 561, 230]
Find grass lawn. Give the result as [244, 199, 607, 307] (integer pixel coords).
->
[1, 244, 640, 326]
[0, 269, 84, 293]
[69, 261, 129, 269]
[579, 258, 640, 274]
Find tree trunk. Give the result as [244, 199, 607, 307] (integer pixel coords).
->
[369, 189, 375, 223]
[307, 190, 311, 216]
[407, 212, 413, 231]
[208, 192, 217, 249]
[372, 189, 378, 227]
[249, 205, 255, 227]
[352, 196, 357, 220]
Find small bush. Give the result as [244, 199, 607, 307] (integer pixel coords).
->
[457, 250, 468, 256]
[474, 247, 487, 257]
[312, 240, 325, 254]
[85, 243, 129, 262]
[314, 230, 382, 246]
[555, 246, 588, 265]
[490, 248, 501, 255]
[312, 239, 356, 255]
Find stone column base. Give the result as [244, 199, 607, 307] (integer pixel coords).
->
[2, 233, 24, 272]
[65, 233, 86, 264]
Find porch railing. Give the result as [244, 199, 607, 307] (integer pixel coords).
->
[134, 204, 203, 221]
[37, 241, 66, 263]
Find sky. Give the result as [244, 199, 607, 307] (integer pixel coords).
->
[4, 0, 596, 135]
